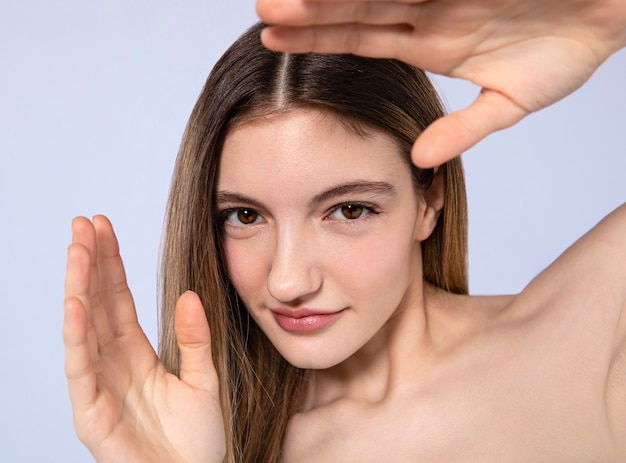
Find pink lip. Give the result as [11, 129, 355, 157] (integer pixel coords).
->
[270, 308, 345, 333]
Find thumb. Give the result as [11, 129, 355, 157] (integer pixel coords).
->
[174, 291, 218, 392]
[411, 88, 530, 168]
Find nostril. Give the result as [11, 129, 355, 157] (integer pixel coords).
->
[267, 265, 323, 304]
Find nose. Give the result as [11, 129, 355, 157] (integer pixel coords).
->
[266, 223, 322, 304]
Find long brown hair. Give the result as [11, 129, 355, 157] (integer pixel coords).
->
[159, 22, 467, 463]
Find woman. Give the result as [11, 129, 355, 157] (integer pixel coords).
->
[63, 1, 626, 462]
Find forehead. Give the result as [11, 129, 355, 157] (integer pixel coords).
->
[217, 109, 412, 194]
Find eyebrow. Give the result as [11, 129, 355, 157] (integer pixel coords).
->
[213, 192, 264, 210]
[310, 181, 396, 205]
[215, 181, 396, 210]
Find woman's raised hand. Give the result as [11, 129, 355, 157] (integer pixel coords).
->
[63, 216, 225, 463]
[256, 0, 626, 167]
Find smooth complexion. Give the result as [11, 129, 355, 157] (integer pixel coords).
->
[216, 109, 626, 461]
[216, 109, 440, 372]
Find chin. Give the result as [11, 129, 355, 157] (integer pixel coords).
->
[284, 357, 342, 370]
[274, 344, 352, 370]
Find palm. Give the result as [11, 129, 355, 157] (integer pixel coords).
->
[63, 216, 225, 463]
[78, 333, 222, 463]
[257, 0, 626, 165]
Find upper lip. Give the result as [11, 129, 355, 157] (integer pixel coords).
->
[270, 307, 343, 318]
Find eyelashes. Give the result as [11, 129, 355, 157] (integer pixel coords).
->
[222, 208, 265, 226]
[217, 202, 380, 229]
[326, 202, 380, 221]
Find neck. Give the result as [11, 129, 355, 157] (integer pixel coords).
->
[301, 282, 438, 411]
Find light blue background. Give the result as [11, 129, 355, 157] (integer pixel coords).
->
[0, 1, 624, 461]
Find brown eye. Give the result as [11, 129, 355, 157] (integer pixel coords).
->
[340, 204, 365, 220]
[328, 203, 377, 221]
[236, 209, 259, 224]
[223, 208, 263, 227]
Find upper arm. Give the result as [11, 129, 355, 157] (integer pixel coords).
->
[606, 262, 626, 456]
[525, 203, 626, 454]
[525, 202, 626, 317]
[606, 324, 626, 458]
[586, 203, 626, 454]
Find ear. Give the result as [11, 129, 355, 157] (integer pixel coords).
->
[414, 167, 444, 241]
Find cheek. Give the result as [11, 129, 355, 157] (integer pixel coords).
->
[223, 240, 268, 298]
[328, 227, 418, 300]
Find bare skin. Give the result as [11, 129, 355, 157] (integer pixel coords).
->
[256, 0, 626, 167]
[64, 204, 626, 462]
[63, 216, 225, 463]
[215, 110, 626, 462]
[283, 204, 626, 462]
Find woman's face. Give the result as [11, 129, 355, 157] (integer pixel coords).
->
[216, 109, 436, 369]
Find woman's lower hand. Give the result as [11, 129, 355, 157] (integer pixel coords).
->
[256, 0, 626, 167]
[63, 216, 226, 463]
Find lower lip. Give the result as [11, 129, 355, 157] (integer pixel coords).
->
[272, 311, 344, 333]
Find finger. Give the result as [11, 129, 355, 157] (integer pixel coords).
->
[257, 0, 420, 26]
[65, 239, 100, 363]
[261, 23, 414, 57]
[93, 215, 138, 337]
[411, 88, 530, 167]
[69, 217, 112, 344]
[175, 291, 219, 393]
[63, 296, 98, 417]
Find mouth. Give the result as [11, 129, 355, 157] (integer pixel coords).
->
[270, 308, 345, 333]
